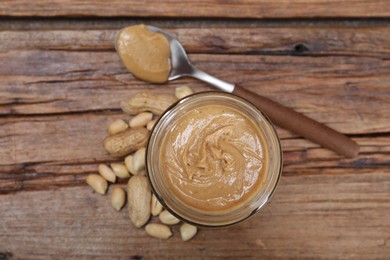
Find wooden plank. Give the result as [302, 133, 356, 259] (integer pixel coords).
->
[0, 111, 387, 167]
[0, 109, 388, 193]
[0, 172, 389, 258]
[2, 18, 390, 31]
[1, 49, 389, 134]
[1, 27, 390, 57]
[0, 114, 116, 166]
[0, 0, 389, 18]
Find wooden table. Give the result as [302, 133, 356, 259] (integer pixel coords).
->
[1, 1, 389, 259]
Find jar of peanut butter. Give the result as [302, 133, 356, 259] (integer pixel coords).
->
[146, 92, 282, 227]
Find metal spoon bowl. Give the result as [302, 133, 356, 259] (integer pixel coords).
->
[147, 25, 234, 92]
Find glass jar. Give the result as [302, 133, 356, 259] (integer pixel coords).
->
[146, 92, 282, 227]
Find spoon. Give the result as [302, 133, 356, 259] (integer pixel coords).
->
[127, 25, 359, 158]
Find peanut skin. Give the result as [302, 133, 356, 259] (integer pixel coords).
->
[145, 223, 172, 240]
[121, 93, 177, 116]
[128, 175, 151, 228]
[104, 128, 149, 157]
[86, 174, 108, 195]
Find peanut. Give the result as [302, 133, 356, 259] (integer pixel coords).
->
[97, 164, 116, 183]
[121, 93, 177, 116]
[129, 112, 153, 128]
[110, 163, 130, 178]
[104, 128, 149, 157]
[111, 187, 126, 211]
[180, 223, 197, 241]
[132, 147, 146, 174]
[127, 175, 151, 227]
[145, 223, 172, 240]
[86, 174, 108, 195]
[108, 119, 128, 135]
[124, 155, 135, 174]
[159, 210, 180, 225]
[146, 119, 157, 131]
[151, 194, 163, 216]
[175, 86, 194, 99]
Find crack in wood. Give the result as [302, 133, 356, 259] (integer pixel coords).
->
[0, 252, 13, 260]
[1, 17, 390, 30]
[0, 98, 65, 107]
[0, 108, 122, 118]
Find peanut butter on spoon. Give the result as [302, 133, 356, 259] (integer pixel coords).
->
[116, 24, 171, 83]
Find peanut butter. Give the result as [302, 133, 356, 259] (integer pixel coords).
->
[116, 24, 171, 83]
[160, 104, 267, 212]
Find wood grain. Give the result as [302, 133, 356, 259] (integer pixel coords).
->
[1, 49, 388, 132]
[1, 27, 390, 57]
[0, 172, 389, 259]
[0, 110, 388, 193]
[0, 0, 389, 18]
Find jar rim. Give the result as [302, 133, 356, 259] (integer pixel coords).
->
[146, 91, 283, 227]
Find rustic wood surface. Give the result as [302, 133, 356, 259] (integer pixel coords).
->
[0, 3, 389, 259]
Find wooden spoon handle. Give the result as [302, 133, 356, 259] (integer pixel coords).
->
[233, 85, 359, 158]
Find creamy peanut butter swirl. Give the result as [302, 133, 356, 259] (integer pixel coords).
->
[161, 105, 266, 212]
